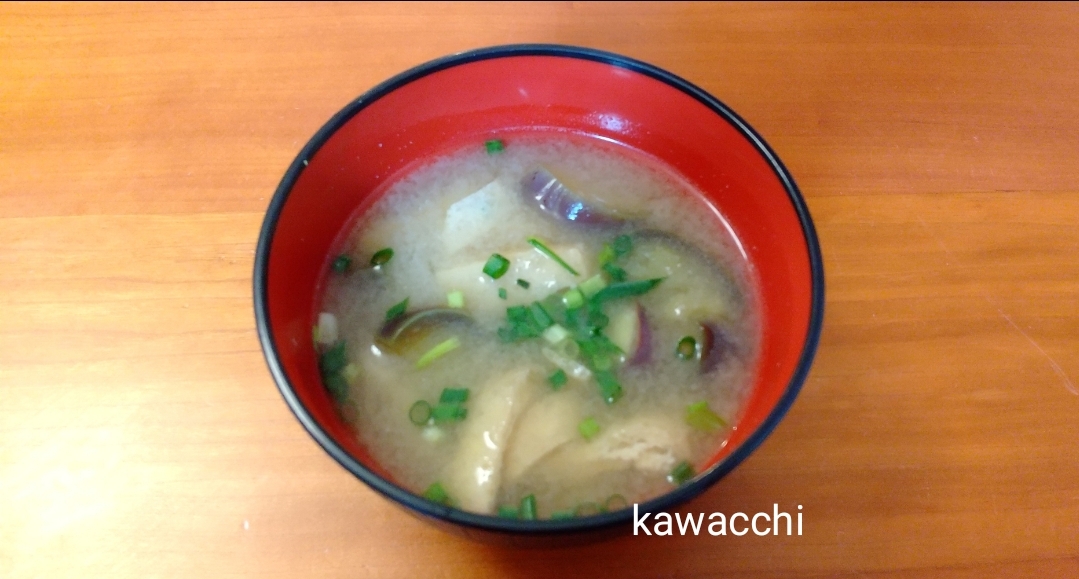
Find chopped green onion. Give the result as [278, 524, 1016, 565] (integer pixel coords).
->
[676, 336, 698, 360]
[579, 274, 608, 298]
[612, 234, 633, 256]
[596, 243, 616, 266]
[415, 336, 461, 368]
[550, 510, 575, 520]
[575, 502, 602, 517]
[331, 254, 352, 273]
[447, 290, 465, 309]
[604, 494, 628, 512]
[498, 505, 519, 519]
[439, 387, 470, 404]
[668, 461, 695, 486]
[527, 237, 579, 276]
[594, 370, 624, 404]
[578, 416, 601, 440]
[547, 368, 568, 389]
[562, 288, 585, 309]
[529, 302, 554, 330]
[324, 373, 348, 401]
[342, 362, 361, 384]
[516, 278, 530, 289]
[498, 287, 508, 300]
[423, 482, 451, 505]
[542, 323, 571, 344]
[686, 401, 727, 432]
[484, 139, 505, 154]
[602, 262, 627, 282]
[385, 297, 409, 322]
[591, 278, 664, 303]
[431, 402, 468, 422]
[519, 494, 537, 520]
[482, 253, 510, 279]
[553, 338, 580, 359]
[319, 340, 348, 375]
[409, 400, 432, 425]
[369, 247, 394, 267]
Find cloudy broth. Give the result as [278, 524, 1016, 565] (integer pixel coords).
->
[316, 134, 759, 518]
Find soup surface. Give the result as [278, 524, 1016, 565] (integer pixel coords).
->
[316, 134, 759, 519]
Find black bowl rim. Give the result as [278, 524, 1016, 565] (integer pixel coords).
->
[253, 43, 825, 536]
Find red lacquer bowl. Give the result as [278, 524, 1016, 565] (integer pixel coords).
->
[254, 45, 823, 542]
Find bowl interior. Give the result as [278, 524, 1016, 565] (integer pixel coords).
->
[258, 49, 817, 519]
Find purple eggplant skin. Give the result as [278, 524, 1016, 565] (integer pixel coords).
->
[698, 322, 736, 373]
[521, 168, 622, 227]
[377, 308, 472, 352]
[627, 304, 653, 366]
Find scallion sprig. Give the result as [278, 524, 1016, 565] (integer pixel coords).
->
[519, 494, 538, 520]
[591, 278, 664, 303]
[415, 336, 461, 368]
[527, 237, 579, 276]
[685, 401, 727, 432]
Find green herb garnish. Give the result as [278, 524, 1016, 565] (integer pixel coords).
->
[431, 402, 468, 423]
[516, 278, 530, 289]
[591, 278, 664, 303]
[602, 262, 627, 282]
[527, 237, 579, 276]
[370, 247, 394, 267]
[676, 336, 698, 360]
[579, 274, 607, 298]
[594, 370, 623, 404]
[423, 482, 451, 505]
[498, 287, 508, 300]
[578, 416, 601, 440]
[562, 288, 585, 309]
[520, 494, 538, 520]
[547, 368, 567, 389]
[415, 336, 461, 368]
[685, 401, 727, 432]
[385, 297, 409, 322]
[331, 254, 352, 273]
[482, 253, 510, 279]
[668, 461, 695, 486]
[447, 290, 464, 309]
[550, 510, 575, 520]
[604, 494, 628, 512]
[612, 234, 633, 256]
[484, 139, 505, 154]
[498, 505, 519, 519]
[319, 340, 348, 375]
[439, 387, 470, 404]
[409, 400, 432, 425]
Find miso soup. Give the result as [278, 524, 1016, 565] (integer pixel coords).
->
[315, 135, 759, 519]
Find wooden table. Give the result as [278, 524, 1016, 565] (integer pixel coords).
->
[3, 3, 1077, 577]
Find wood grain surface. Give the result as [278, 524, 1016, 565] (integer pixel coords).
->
[2, 3, 1078, 577]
